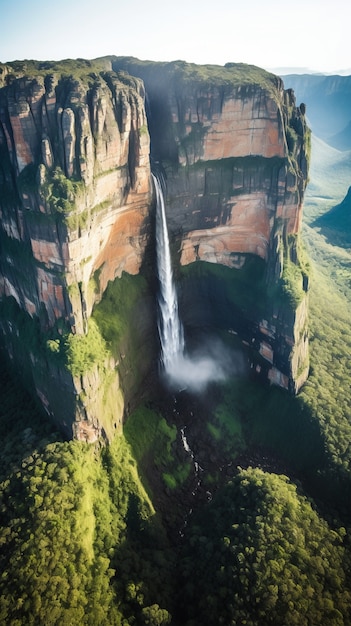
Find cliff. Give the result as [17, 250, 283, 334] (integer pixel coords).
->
[113, 58, 310, 393]
[0, 57, 310, 439]
[0, 59, 153, 440]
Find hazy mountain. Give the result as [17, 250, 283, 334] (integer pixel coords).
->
[330, 120, 351, 151]
[282, 73, 351, 150]
[271, 67, 351, 77]
[268, 66, 323, 75]
[304, 135, 351, 224]
[313, 185, 351, 248]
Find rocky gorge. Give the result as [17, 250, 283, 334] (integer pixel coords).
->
[0, 57, 310, 440]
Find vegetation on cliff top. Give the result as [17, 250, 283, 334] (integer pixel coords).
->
[0, 57, 146, 98]
[112, 56, 282, 98]
[0, 57, 111, 85]
[1, 55, 282, 97]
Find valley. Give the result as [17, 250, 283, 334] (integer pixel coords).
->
[0, 61, 351, 625]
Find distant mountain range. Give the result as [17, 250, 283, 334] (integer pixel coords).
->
[285, 69, 351, 253]
[269, 67, 351, 77]
[280, 73, 351, 151]
[314, 185, 351, 248]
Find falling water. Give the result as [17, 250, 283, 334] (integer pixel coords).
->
[153, 172, 185, 376]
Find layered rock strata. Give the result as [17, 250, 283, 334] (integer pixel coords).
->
[113, 58, 310, 393]
[0, 60, 152, 439]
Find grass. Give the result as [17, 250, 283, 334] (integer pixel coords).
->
[92, 272, 148, 359]
[124, 406, 176, 467]
[39, 165, 84, 217]
[2, 57, 111, 83]
[124, 405, 192, 492]
[204, 375, 325, 475]
[64, 318, 108, 377]
[206, 385, 246, 457]
[280, 250, 307, 307]
[300, 132, 351, 477]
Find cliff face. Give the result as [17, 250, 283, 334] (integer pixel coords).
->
[0, 59, 153, 439]
[113, 58, 310, 393]
[113, 59, 308, 258]
[0, 58, 310, 439]
[0, 60, 151, 329]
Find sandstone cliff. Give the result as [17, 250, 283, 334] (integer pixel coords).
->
[0, 59, 153, 439]
[0, 57, 310, 439]
[113, 58, 310, 393]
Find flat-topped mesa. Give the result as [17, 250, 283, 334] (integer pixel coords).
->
[0, 60, 151, 333]
[0, 59, 152, 440]
[113, 58, 308, 264]
[113, 58, 310, 393]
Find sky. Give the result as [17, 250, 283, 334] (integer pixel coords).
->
[0, 0, 350, 74]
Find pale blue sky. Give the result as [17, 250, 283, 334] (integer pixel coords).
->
[0, 0, 349, 73]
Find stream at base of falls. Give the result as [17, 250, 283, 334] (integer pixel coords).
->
[170, 391, 233, 539]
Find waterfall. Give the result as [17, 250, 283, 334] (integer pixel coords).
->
[153, 172, 185, 376]
[153, 171, 233, 391]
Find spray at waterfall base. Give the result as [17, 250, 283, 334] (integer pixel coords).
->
[161, 339, 245, 393]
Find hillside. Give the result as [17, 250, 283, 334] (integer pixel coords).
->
[304, 135, 351, 222]
[301, 131, 351, 302]
[314, 186, 351, 248]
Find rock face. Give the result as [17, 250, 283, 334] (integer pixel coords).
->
[0, 59, 152, 439]
[113, 58, 310, 394]
[0, 57, 310, 439]
[0, 60, 151, 328]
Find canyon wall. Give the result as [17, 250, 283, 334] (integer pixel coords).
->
[113, 58, 310, 393]
[0, 59, 154, 439]
[0, 57, 310, 439]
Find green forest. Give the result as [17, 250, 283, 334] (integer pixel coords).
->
[1, 219, 351, 625]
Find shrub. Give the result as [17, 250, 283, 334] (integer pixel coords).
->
[64, 319, 108, 377]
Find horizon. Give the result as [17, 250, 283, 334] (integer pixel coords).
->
[0, 0, 350, 76]
[1, 54, 351, 78]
